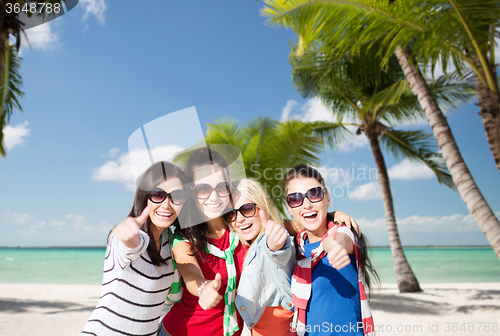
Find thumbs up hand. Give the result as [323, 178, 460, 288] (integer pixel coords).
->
[322, 226, 351, 270]
[259, 210, 288, 252]
[112, 205, 152, 248]
[198, 273, 223, 310]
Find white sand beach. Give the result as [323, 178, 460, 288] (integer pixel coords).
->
[0, 283, 499, 336]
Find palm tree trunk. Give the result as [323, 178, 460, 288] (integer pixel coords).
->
[367, 132, 422, 293]
[472, 57, 500, 174]
[0, 30, 8, 156]
[395, 46, 500, 259]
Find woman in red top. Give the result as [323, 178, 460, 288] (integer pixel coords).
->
[160, 148, 247, 336]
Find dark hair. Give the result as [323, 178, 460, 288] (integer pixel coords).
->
[177, 147, 231, 257]
[283, 163, 328, 193]
[116, 161, 191, 267]
[286, 164, 379, 296]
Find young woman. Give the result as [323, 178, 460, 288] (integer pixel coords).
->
[159, 148, 248, 336]
[283, 164, 378, 336]
[226, 178, 294, 336]
[80, 161, 190, 336]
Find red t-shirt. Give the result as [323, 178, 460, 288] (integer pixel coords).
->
[162, 227, 248, 336]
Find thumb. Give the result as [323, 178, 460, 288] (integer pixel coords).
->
[212, 273, 222, 291]
[328, 225, 338, 238]
[258, 209, 268, 229]
[136, 205, 152, 227]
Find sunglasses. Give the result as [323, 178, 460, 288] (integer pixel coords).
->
[148, 188, 187, 205]
[224, 203, 258, 222]
[193, 181, 233, 200]
[286, 186, 325, 208]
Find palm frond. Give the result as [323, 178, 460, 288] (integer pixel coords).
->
[1, 42, 24, 157]
[380, 129, 455, 189]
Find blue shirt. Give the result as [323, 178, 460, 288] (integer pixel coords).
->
[303, 236, 362, 336]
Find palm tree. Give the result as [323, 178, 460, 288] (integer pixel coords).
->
[0, 0, 76, 156]
[261, 0, 500, 262]
[204, 117, 325, 215]
[289, 44, 473, 292]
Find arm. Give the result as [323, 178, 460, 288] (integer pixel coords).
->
[331, 210, 361, 237]
[108, 206, 151, 269]
[172, 242, 222, 310]
[322, 226, 354, 270]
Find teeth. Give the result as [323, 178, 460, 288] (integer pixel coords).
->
[206, 204, 220, 208]
[156, 212, 172, 218]
[303, 213, 316, 218]
[239, 224, 252, 231]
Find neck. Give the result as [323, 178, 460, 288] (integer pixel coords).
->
[151, 225, 165, 250]
[206, 217, 227, 239]
[306, 218, 328, 243]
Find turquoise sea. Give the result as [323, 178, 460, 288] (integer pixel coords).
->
[0, 247, 499, 284]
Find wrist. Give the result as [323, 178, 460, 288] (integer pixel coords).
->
[198, 280, 211, 297]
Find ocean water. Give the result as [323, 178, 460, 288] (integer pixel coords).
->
[0, 247, 499, 284]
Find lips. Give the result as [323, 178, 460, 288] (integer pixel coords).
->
[238, 223, 253, 234]
[204, 203, 223, 212]
[156, 211, 173, 220]
[302, 211, 318, 223]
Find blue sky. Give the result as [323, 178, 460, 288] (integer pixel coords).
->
[1, 1, 498, 247]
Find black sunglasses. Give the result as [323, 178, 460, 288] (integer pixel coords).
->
[193, 181, 232, 200]
[148, 188, 187, 205]
[286, 186, 325, 208]
[224, 203, 258, 222]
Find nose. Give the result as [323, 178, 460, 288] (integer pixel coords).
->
[160, 195, 174, 208]
[302, 196, 313, 209]
[207, 189, 220, 202]
[236, 211, 245, 223]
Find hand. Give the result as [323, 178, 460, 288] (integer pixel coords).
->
[198, 273, 223, 310]
[322, 226, 351, 270]
[333, 211, 361, 237]
[112, 205, 151, 249]
[260, 210, 288, 252]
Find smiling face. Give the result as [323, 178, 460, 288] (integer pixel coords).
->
[192, 164, 231, 220]
[229, 195, 262, 243]
[148, 177, 184, 231]
[286, 177, 330, 243]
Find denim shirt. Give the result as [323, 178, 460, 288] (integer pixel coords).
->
[235, 232, 296, 329]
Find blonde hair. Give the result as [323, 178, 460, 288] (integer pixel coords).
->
[234, 178, 283, 246]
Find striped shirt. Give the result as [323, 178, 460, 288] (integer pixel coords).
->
[80, 230, 174, 336]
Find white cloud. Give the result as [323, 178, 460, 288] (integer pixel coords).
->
[22, 22, 60, 52]
[2, 211, 31, 224]
[102, 147, 120, 158]
[347, 181, 382, 201]
[93, 145, 185, 190]
[280, 100, 297, 122]
[50, 220, 65, 227]
[80, 0, 108, 24]
[3, 121, 30, 151]
[280, 98, 368, 152]
[388, 158, 435, 180]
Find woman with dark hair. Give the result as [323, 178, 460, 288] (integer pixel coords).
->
[80, 161, 190, 336]
[283, 164, 379, 336]
[160, 147, 248, 336]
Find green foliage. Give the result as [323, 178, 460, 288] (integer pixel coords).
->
[204, 117, 324, 215]
[0, 43, 24, 157]
[263, 0, 500, 90]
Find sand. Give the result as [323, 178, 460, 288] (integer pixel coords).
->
[0, 283, 499, 336]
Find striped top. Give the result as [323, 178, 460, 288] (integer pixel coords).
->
[80, 229, 175, 336]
